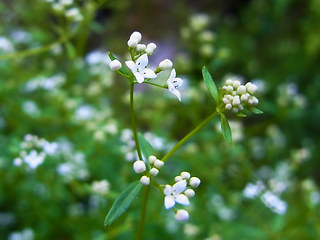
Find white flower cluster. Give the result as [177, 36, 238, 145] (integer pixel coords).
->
[222, 79, 259, 113]
[46, 0, 83, 22]
[164, 172, 201, 221]
[91, 180, 110, 195]
[109, 31, 183, 101]
[133, 155, 164, 186]
[13, 134, 58, 169]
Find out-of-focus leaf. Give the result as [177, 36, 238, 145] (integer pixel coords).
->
[104, 181, 143, 226]
[249, 107, 263, 114]
[220, 113, 232, 143]
[65, 42, 76, 59]
[202, 66, 219, 104]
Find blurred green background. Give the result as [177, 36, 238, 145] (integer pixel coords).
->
[0, 0, 319, 239]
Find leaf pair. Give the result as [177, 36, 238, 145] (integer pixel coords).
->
[202, 67, 232, 143]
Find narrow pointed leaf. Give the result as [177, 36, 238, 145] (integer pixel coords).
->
[104, 181, 143, 226]
[249, 107, 263, 114]
[108, 51, 130, 76]
[202, 66, 219, 104]
[65, 42, 76, 59]
[220, 113, 232, 143]
[236, 112, 247, 118]
[137, 132, 153, 170]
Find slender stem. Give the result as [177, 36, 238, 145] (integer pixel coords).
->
[136, 186, 150, 240]
[143, 81, 168, 89]
[0, 35, 68, 61]
[161, 111, 219, 162]
[130, 83, 143, 160]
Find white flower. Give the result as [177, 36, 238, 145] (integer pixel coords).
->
[109, 60, 122, 71]
[159, 59, 173, 70]
[175, 209, 189, 221]
[167, 69, 183, 101]
[140, 176, 150, 185]
[65, 8, 83, 21]
[125, 54, 157, 83]
[133, 160, 146, 173]
[164, 180, 190, 209]
[189, 177, 201, 188]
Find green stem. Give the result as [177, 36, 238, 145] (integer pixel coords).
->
[136, 186, 150, 240]
[0, 35, 68, 61]
[143, 81, 168, 89]
[130, 83, 143, 160]
[161, 111, 219, 162]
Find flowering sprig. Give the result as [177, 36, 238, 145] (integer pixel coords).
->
[108, 31, 183, 101]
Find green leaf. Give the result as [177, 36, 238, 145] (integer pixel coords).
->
[236, 112, 247, 118]
[202, 66, 219, 104]
[137, 132, 153, 170]
[104, 181, 143, 226]
[220, 113, 232, 143]
[249, 107, 263, 114]
[65, 42, 76, 59]
[108, 51, 130, 76]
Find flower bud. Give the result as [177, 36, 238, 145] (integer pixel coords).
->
[146, 43, 157, 55]
[181, 171, 191, 180]
[241, 93, 249, 102]
[246, 82, 257, 94]
[127, 38, 138, 48]
[175, 176, 183, 182]
[237, 85, 246, 95]
[109, 60, 122, 71]
[175, 209, 189, 221]
[136, 44, 146, 52]
[140, 176, 150, 185]
[233, 80, 241, 88]
[130, 31, 142, 42]
[185, 189, 195, 198]
[159, 59, 173, 70]
[154, 160, 164, 169]
[133, 160, 146, 174]
[189, 177, 201, 188]
[226, 79, 233, 85]
[148, 155, 157, 164]
[225, 104, 232, 110]
[149, 167, 159, 176]
[232, 96, 240, 105]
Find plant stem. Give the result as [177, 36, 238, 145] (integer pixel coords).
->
[161, 111, 219, 162]
[130, 83, 143, 160]
[136, 186, 150, 240]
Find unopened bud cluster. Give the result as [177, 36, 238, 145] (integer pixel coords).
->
[222, 79, 259, 113]
[164, 171, 201, 222]
[132, 155, 164, 186]
[128, 31, 157, 56]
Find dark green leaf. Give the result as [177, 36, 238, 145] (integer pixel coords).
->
[108, 51, 130, 76]
[104, 181, 143, 226]
[249, 107, 263, 114]
[137, 132, 153, 170]
[220, 113, 232, 143]
[202, 66, 219, 103]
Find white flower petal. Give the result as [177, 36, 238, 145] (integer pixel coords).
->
[172, 77, 183, 88]
[136, 54, 148, 69]
[175, 194, 190, 206]
[142, 68, 157, 79]
[164, 185, 172, 196]
[134, 72, 144, 83]
[164, 196, 175, 209]
[125, 61, 137, 73]
[169, 69, 176, 80]
[172, 180, 187, 194]
[169, 88, 181, 102]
